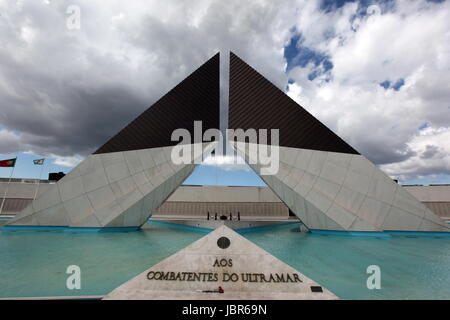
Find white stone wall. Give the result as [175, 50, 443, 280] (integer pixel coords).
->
[403, 185, 450, 202]
[165, 185, 283, 202]
[0, 181, 52, 199]
[233, 143, 450, 232]
[8, 142, 216, 228]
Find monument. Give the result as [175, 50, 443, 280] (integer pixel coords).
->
[5, 51, 449, 233]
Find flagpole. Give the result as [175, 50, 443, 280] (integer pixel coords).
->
[0, 159, 16, 216]
[33, 160, 45, 200]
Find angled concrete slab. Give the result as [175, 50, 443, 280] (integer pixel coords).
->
[228, 52, 449, 233]
[8, 143, 215, 228]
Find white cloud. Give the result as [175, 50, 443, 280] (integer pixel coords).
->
[50, 154, 84, 167]
[202, 154, 250, 171]
[380, 126, 450, 181]
[0, 0, 294, 156]
[22, 150, 84, 167]
[286, 0, 450, 182]
[0, 129, 23, 154]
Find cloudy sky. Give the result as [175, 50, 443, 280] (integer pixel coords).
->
[0, 0, 449, 185]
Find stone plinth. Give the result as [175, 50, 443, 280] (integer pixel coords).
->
[103, 226, 338, 300]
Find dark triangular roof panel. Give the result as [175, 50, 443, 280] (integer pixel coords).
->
[228, 52, 359, 154]
[94, 53, 220, 154]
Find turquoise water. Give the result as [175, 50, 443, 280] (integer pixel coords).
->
[242, 223, 450, 299]
[0, 222, 449, 299]
[0, 223, 206, 298]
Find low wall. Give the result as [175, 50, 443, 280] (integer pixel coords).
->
[146, 217, 299, 230]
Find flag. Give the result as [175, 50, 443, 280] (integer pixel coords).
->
[0, 158, 16, 167]
[33, 158, 45, 165]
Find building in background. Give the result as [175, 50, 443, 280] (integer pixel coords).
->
[403, 185, 450, 222]
[1, 180, 448, 223]
[153, 185, 289, 220]
[0, 178, 54, 217]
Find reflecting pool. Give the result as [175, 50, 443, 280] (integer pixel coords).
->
[0, 221, 449, 299]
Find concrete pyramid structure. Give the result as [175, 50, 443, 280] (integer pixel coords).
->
[7, 53, 220, 229]
[228, 52, 449, 233]
[104, 225, 338, 299]
[6, 51, 449, 233]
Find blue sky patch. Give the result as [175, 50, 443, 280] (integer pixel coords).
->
[380, 78, 404, 90]
[320, 0, 357, 13]
[379, 80, 390, 89]
[0, 152, 75, 180]
[284, 32, 333, 80]
[392, 78, 405, 91]
[418, 122, 430, 130]
[286, 78, 295, 90]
